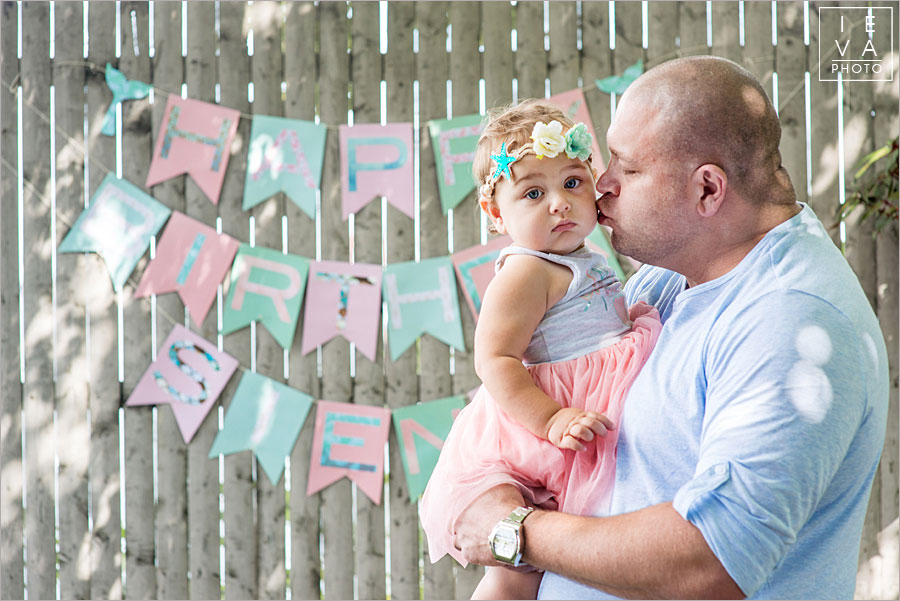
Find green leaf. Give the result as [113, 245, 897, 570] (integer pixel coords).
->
[854, 144, 893, 179]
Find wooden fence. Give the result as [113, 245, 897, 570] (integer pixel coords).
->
[0, 1, 897, 599]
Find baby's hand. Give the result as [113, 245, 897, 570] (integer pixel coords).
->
[546, 408, 614, 451]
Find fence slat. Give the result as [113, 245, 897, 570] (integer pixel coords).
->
[808, 3, 842, 248]
[582, 1, 611, 169]
[217, 3, 256, 599]
[85, 3, 124, 597]
[417, 3, 456, 599]
[318, 3, 355, 599]
[183, 4, 221, 599]
[483, 2, 514, 111]
[613, 0, 643, 79]
[646, 1, 677, 70]
[284, 3, 323, 600]
[246, 3, 289, 598]
[52, 2, 91, 598]
[711, 2, 741, 63]
[678, 2, 708, 57]
[776, 2, 808, 206]
[448, 1, 485, 597]
[0, 3, 24, 599]
[149, 2, 189, 598]
[515, 1, 546, 100]
[349, 2, 388, 598]
[383, 3, 420, 599]
[742, 1, 774, 97]
[549, 2, 579, 95]
[118, 4, 157, 599]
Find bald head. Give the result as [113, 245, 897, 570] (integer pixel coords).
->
[621, 56, 795, 204]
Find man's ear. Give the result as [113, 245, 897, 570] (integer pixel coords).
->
[479, 198, 506, 233]
[691, 164, 727, 217]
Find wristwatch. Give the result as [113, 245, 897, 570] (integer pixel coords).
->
[489, 506, 535, 567]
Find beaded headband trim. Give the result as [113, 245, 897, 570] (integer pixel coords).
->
[480, 120, 594, 200]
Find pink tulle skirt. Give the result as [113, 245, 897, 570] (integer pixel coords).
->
[419, 303, 661, 565]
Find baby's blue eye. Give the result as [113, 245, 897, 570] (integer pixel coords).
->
[525, 189, 543, 200]
[564, 177, 580, 189]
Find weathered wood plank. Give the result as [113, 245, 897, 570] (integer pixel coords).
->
[448, 1, 485, 596]
[807, 3, 841, 247]
[613, 0, 643, 78]
[417, 2, 456, 598]
[0, 3, 24, 599]
[22, 56, 58, 601]
[581, 1, 611, 167]
[776, 2, 808, 205]
[646, 1, 677, 69]
[85, 2, 123, 598]
[184, 3, 221, 599]
[246, 3, 289, 598]
[742, 0, 774, 97]
[318, 3, 354, 599]
[149, 2, 189, 598]
[383, 3, 420, 599]
[349, 2, 387, 598]
[483, 2, 514, 110]
[52, 2, 91, 598]
[514, 1, 546, 100]
[678, 1, 708, 57]
[217, 2, 256, 599]
[119, 3, 157, 598]
[548, 2, 578, 94]
[284, 3, 322, 599]
[711, 2, 741, 63]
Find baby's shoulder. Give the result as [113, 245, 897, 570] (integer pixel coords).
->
[495, 253, 572, 304]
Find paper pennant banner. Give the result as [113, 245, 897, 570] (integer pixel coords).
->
[101, 63, 152, 136]
[586, 226, 626, 283]
[451, 235, 512, 321]
[208, 371, 313, 485]
[548, 88, 606, 171]
[146, 94, 240, 205]
[134, 211, 240, 327]
[126, 324, 238, 443]
[429, 113, 484, 213]
[307, 400, 391, 504]
[339, 123, 414, 220]
[58, 174, 171, 291]
[222, 244, 309, 349]
[383, 256, 465, 361]
[595, 60, 644, 96]
[300, 260, 382, 361]
[243, 115, 327, 218]
[391, 395, 466, 499]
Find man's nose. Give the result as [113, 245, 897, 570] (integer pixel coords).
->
[595, 169, 619, 197]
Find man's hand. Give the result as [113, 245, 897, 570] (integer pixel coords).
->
[546, 408, 614, 451]
[452, 484, 528, 567]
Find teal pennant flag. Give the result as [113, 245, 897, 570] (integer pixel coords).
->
[209, 371, 314, 485]
[58, 174, 171, 291]
[101, 63, 152, 136]
[383, 256, 466, 361]
[243, 115, 327, 218]
[595, 60, 644, 95]
[392, 395, 466, 499]
[429, 113, 484, 213]
[222, 244, 310, 349]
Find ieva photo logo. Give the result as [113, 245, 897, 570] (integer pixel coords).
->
[819, 6, 895, 81]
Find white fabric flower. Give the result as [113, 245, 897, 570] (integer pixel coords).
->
[531, 120, 567, 159]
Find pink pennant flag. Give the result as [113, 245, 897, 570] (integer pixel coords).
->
[547, 88, 606, 171]
[307, 400, 391, 504]
[300, 260, 382, 361]
[146, 95, 240, 205]
[134, 211, 240, 327]
[451, 235, 512, 321]
[340, 123, 414, 220]
[125, 324, 238, 443]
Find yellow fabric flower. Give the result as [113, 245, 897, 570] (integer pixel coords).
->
[531, 120, 567, 159]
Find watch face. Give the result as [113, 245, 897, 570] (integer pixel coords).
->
[492, 525, 519, 560]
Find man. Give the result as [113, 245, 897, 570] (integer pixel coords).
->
[453, 56, 889, 599]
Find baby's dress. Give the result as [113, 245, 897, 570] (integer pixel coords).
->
[419, 245, 661, 565]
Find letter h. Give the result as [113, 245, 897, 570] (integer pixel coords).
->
[161, 105, 232, 172]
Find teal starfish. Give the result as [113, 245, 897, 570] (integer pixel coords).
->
[490, 143, 518, 181]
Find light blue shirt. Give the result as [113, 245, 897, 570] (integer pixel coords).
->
[538, 205, 889, 599]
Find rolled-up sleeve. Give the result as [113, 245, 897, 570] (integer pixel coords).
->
[671, 291, 867, 597]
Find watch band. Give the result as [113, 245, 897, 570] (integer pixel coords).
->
[507, 506, 535, 525]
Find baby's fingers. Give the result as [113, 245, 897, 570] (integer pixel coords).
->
[559, 434, 586, 452]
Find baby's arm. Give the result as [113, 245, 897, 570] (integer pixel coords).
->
[474, 255, 612, 451]
[472, 567, 543, 600]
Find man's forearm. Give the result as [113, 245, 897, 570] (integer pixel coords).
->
[523, 502, 745, 599]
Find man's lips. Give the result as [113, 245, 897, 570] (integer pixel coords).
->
[553, 221, 576, 232]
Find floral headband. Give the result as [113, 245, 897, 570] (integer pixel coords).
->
[480, 120, 594, 200]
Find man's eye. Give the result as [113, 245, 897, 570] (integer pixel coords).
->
[623, 169, 637, 175]
[525, 189, 543, 200]
[564, 177, 580, 189]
